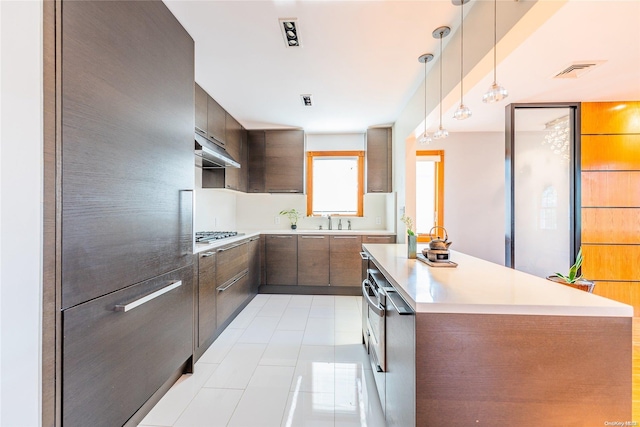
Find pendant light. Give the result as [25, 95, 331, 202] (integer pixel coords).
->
[483, 0, 509, 103]
[432, 26, 450, 140]
[453, 0, 472, 120]
[418, 53, 434, 144]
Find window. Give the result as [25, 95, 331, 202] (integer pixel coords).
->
[306, 151, 364, 216]
[416, 150, 444, 242]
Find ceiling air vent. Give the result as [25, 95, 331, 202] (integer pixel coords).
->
[300, 94, 313, 107]
[279, 19, 301, 48]
[553, 61, 605, 79]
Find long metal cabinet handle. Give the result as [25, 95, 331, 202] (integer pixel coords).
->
[114, 281, 182, 312]
[333, 236, 357, 239]
[359, 251, 369, 260]
[248, 237, 260, 242]
[217, 270, 248, 292]
[361, 279, 384, 317]
[386, 290, 414, 315]
[271, 235, 292, 239]
[217, 241, 248, 252]
[367, 236, 392, 240]
[268, 189, 301, 193]
[301, 236, 325, 239]
[201, 252, 215, 257]
[195, 127, 206, 136]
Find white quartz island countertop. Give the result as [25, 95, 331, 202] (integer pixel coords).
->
[363, 243, 633, 317]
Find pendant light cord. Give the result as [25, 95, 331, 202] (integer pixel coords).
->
[460, 1, 464, 104]
[439, 33, 443, 128]
[424, 58, 427, 136]
[493, 0, 497, 84]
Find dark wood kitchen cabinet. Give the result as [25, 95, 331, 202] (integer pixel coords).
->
[207, 95, 226, 145]
[248, 236, 261, 294]
[224, 114, 243, 191]
[54, 0, 195, 425]
[330, 235, 363, 286]
[297, 235, 330, 286]
[216, 239, 251, 329]
[266, 234, 298, 285]
[195, 83, 208, 138]
[247, 130, 266, 193]
[366, 127, 392, 193]
[197, 250, 217, 354]
[362, 235, 396, 244]
[265, 129, 305, 193]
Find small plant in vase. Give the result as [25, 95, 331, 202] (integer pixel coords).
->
[547, 247, 595, 293]
[279, 209, 302, 230]
[400, 213, 417, 259]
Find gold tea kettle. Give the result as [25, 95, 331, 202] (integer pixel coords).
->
[428, 226, 452, 251]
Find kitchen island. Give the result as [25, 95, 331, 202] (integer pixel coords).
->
[363, 243, 632, 427]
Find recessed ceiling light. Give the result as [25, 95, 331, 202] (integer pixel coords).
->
[279, 18, 302, 48]
[300, 94, 313, 107]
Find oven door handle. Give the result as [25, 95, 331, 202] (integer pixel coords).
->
[362, 279, 385, 317]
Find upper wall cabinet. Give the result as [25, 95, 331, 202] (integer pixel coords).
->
[195, 83, 208, 138]
[265, 129, 305, 193]
[247, 130, 266, 193]
[207, 96, 226, 145]
[366, 127, 392, 193]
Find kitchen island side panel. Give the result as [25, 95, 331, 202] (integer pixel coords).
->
[415, 312, 631, 426]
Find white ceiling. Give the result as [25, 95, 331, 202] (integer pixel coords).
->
[165, 0, 640, 135]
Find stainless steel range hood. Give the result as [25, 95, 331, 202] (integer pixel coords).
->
[195, 133, 240, 169]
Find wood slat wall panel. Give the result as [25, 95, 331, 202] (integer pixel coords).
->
[582, 101, 640, 135]
[582, 135, 640, 170]
[582, 171, 640, 207]
[593, 281, 640, 316]
[582, 208, 640, 243]
[582, 245, 640, 281]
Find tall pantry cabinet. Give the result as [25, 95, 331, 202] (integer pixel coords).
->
[45, 1, 195, 426]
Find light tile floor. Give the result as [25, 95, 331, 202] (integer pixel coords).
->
[139, 294, 386, 427]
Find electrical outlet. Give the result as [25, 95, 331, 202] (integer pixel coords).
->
[375, 217, 382, 225]
[275, 216, 280, 225]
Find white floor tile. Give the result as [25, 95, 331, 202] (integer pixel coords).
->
[297, 345, 334, 363]
[303, 318, 335, 346]
[227, 387, 290, 427]
[335, 330, 363, 346]
[237, 316, 279, 344]
[311, 295, 335, 307]
[308, 305, 335, 319]
[335, 343, 370, 370]
[246, 294, 271, 308]
[260, 331, 304, 367]
[247, 365, 295, 389]
[203, 343, 266, 389]
[292, 361, 335, 393]
[276, 308, 310, 331]
[173, 388, 243, 427]
[139, 363, 219, 426]
[226, 305, 261, 329]
[287, 295, 313, 308]
[281, 391, 334, 427]
[258, 296, 291, 317]
[335, 296, 359, 311]
[335, 309, 362, 332]
[198, 328, 244, 364]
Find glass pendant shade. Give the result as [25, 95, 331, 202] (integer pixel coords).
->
[418, 131, 432, 145]
[482, 82, 509, 103]
[433, 126, 449, 140]
[454, 103, 472, 120]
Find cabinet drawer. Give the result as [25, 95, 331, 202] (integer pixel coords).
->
[198, 251, 217, 348]
[216, 270, 250, 328]
[216, 240, 249, 285]
[62, 266, 193, 427]
[362, 235, 396, 244]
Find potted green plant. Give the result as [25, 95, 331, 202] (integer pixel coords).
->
[279, 209, 302, 230]
[547, 247, 595, 293]
[400, 213, 417, 259]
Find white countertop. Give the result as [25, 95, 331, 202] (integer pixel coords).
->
[363, 243, 633, 317]
[193, 230, 395, 254]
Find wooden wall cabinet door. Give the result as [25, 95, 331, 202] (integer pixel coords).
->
[197, 251, 217, 349]
[195, 83, 208, 138]
[297, 235, 330, 286]
[366, 127, 392, 193]
[248, 130, 266, 193]
[329, 235, 363, 287]
[266, 235, 298, 285]
[207, 96, 226, 145]
[265, 130, 304, 193]
[224, 113, 242, 191]
[238, 127, 249, 192]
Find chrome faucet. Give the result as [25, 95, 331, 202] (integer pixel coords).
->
[328, 215, 332, 230]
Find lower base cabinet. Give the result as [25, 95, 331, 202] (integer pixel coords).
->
[266, 235, 297, 285]
[197, 250, 217, 352]
[62, 265, 194, 427]
[329, 235, 363, 286]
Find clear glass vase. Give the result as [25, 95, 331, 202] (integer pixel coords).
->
[407, 234, 417, 259]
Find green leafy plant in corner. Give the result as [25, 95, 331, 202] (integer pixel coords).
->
[400, 213, 415, 236]
[554, 247, 584, 284]
[279, 209, 302, 226]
